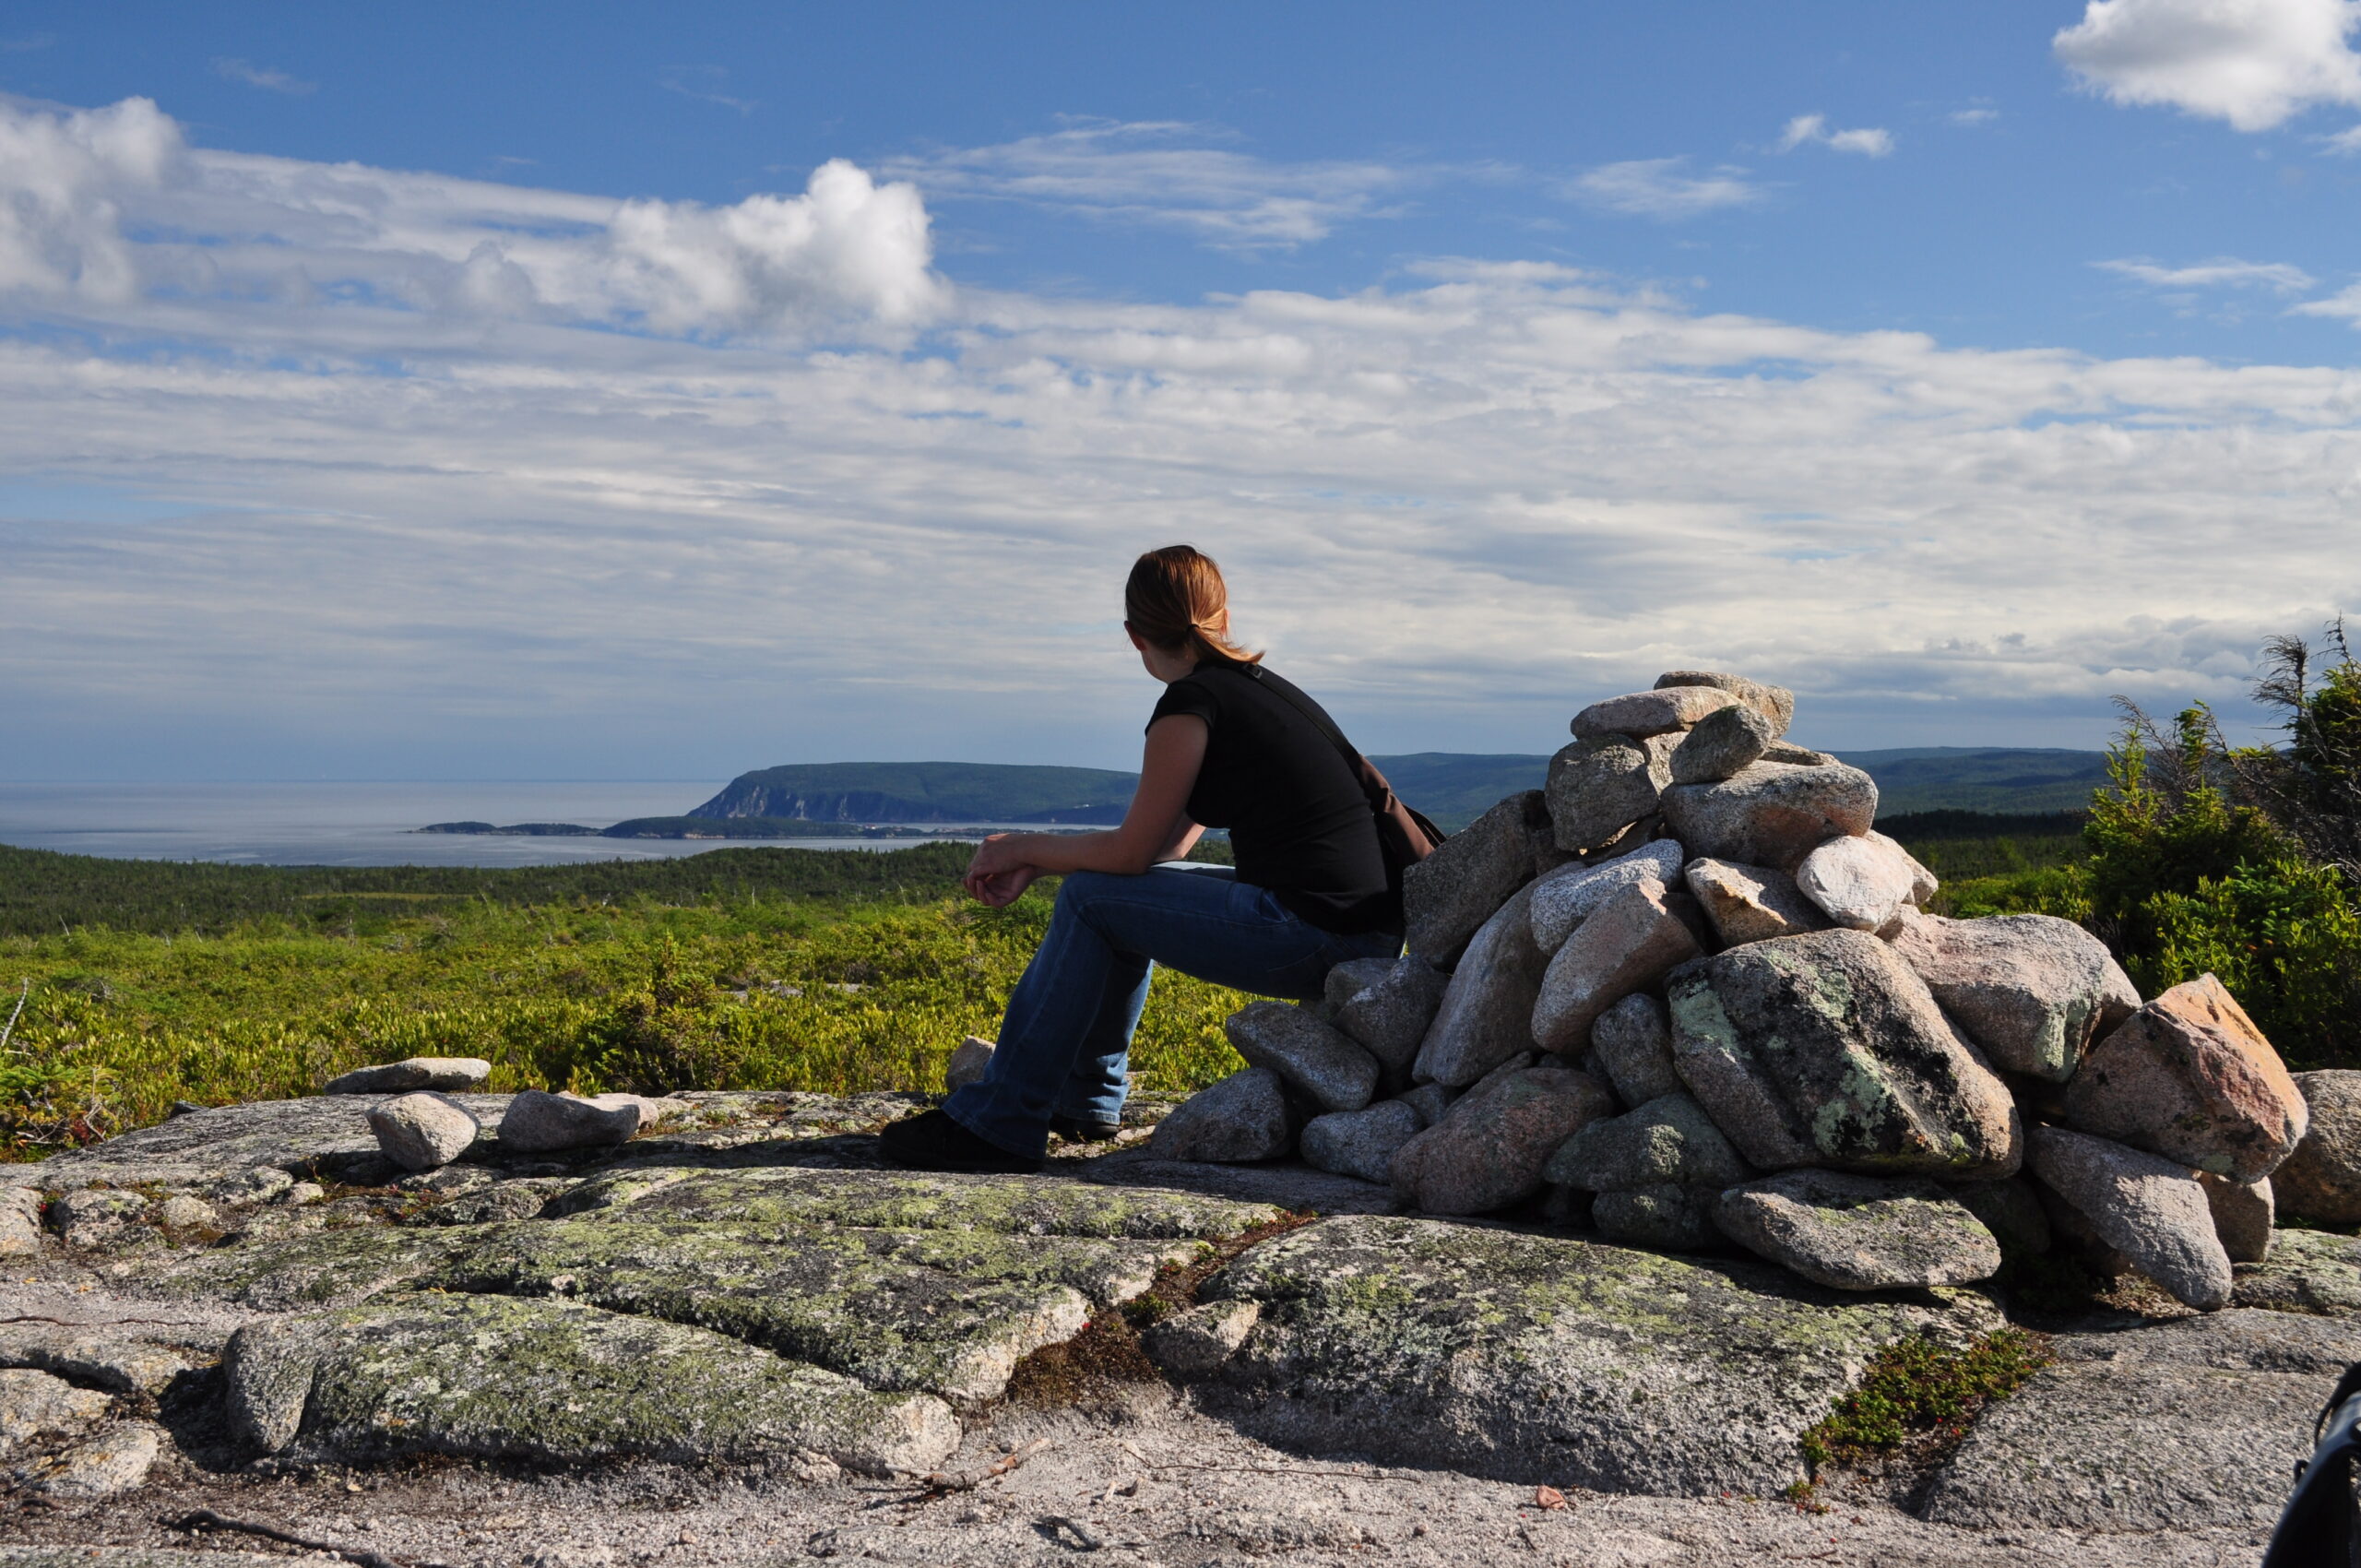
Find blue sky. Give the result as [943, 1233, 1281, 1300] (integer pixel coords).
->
[0, 2, 2355, 779]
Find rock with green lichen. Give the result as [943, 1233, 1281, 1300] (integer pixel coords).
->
[2232, 1226, 2361, 1315]
[1665, 929, 2021, 1179]
[222, 1293, 956, 1474]
[1713, 1170, 2001, 1290]
[1202, 1212, 1997, 1496]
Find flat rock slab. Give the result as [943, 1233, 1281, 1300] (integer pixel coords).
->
[1202, 1213, 1997, 1496]
[223, 1292, 957, 1474]
[2233, 1226, 2361, 1314]
[1918, 1359, 2318, 1533]
[1075, 1148, 1403, 1215]
[2055, 1307, 2361, 1375]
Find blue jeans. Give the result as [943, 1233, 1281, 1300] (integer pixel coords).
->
[943, 863, 1401, 1159]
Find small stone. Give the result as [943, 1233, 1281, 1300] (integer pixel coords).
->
[367, 1091, 481, 1173]
[944, 1036, 995, 1093]
[1668, 704, 1777, 786]
[1147, 1068, 1294, 1163]
[2200, 1172, 2273, 1265]
[497, 1089, 643, 1154]
[1403, 790, 1567, 965]
[1714, 1170, 2001, 1291]
[1946, 1176, 2052, 1259]
[0, 1188, 41, 1258]
[1545, 1093, 1750, 1192]
[1885, 912, 2142, 1083]
[53, 1188, 148, 1248]
[1299, 1100, 1426, 1185]
[27, 1420, 161, 1496]
[323, 1056, 492, 1095]
[0, 1368, 110, 1453]
[283, 1181, 327, 1206]
[1589, 992, 1681, 1107]
[1394, 1082, 1456, 1125]
[1655, 671, 1795, 737]
[1226, 1003, 1380, 1115]
[1762, 742, 1833, 766]
[1391, 1067, 1614, 1215]
[1795, 832, 1932, 932]
[1325, 957, 1397, 1014]
[1666, 929, 2021, 1179]
[1531, 879, 1702, 1054]
[2275, 1071, 2361, 1224]
[1140, 1299, 1261, 1377]
[1546, 737, 1669, 854]
[1330, 956, 1449, 1088]
[1591, 1185, 1721, 1251]
[2064, 974, 2308, 1183]
[1658, 762, 1879, 872]
[1572, 686, 1743, 742]
[1683, 857, 1829, 947]
[2027, 1125, 2233, 1311]
[1411, 880, 1551, 1088]
[156, 1195, 219, 1232]
[1528, 838, 1687, 953]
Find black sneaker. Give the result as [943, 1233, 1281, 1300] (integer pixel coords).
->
[1049, 1113, 1123, 1145]
[877, 1110, 1042, 1174]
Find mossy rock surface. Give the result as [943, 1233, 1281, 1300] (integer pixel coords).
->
[2233, 1226, 2361, 1315]
[1202, 1213, 2001, 1496]
[222, 1292, 957, 1474]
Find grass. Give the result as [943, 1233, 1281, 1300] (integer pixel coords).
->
[1797, 1328, 2053, 1477]
[0, 849, 1255, 1158]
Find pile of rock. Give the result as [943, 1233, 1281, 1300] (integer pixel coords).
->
[334, 1057, 671, 1172]
[1152, 670, 2317, 1310]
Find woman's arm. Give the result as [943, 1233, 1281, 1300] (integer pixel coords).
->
[963, 715, 1208, 905]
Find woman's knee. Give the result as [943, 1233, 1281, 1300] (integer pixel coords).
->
[1054, 870, 1125, 914]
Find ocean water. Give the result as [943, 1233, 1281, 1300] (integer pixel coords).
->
[0, 782, 966, 867]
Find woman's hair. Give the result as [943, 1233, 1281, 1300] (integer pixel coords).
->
[1125, 544, 1262, 665]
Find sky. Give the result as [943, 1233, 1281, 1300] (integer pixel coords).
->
[0, 0, 2355, 782]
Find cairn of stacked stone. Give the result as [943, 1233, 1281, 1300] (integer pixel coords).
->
[1151, 670, 2319, 1310]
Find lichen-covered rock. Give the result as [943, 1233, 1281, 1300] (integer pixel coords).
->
[1527, 837, 1686, 953]
[223, 1294, 957, 1474]
[1545, 737, 1667, 854]
[1589, 1184, 1721, 1251]
[1545, 1093, 1750, 1193]
[2201, 1172, 2273, 1264]
[498, 1089, 642, 1154]
[323, 1055, 492, 1095]
[1148, 1068, 1295, 1164]
[1658, 762, 1877, 873]
[1655, 671, 1795, 737]
[0, 1323, 206, 1398]
[943, 1035, 995, 1092]
[1572, 686, 1743, 742]
[0, 1369, 109, 1454]
[2064, 974, 2308, 1183]
[21, 1420, 162, 1497]
[2267, 1070, 2361, 1223]
[1299, 1100, 1425, 1185]
[1328, 956, 1448, 1087]
[0, 1188, 40, 1259]
[1402, 790, 1565, 965]
[1226, 1003, 1379, 1115]
[2233, 1227, 2361, 1315]
[2027, 1125, 2232, 1311]
[367, 1090, 480, 1172]
[1713, 1170, 2000, 1290]
[1683, 857, 1829, 947]
[1794, 831, 1932, 932]
[1411, 881, 1549, 1088]
[1665, 930, 2021, 1178]
[1391, 1067, 1613, 1215]
[1204, 1213, 1997, 1495]
[51, 1189, 149, 1249]
[1886, 911, 2142, 1083]
[1588, 992, 1681, 1107]
[1531, 880, 1702, 1055]
[1140, 1299, 1260, 1377]
[1667, 703, 1776, 786]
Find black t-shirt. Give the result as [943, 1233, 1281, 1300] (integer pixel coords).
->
[1148, 659, 1396, 934]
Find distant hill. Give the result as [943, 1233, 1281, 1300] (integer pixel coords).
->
[674, 747, 2111, 834]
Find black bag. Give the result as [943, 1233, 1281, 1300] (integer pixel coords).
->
[1235, 664, 1445, 891]
[2263, 1361, 2361, 1566]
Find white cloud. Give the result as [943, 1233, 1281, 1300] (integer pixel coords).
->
[0, 98, 2355, 776]
[1776, 114, 1896, 156]
[1566, 157, 1766, 218]
[2322, 123, 2361, 149]
[2097, 255, 2317, 290]
[212, 57, 316, 96]
[0, 96, 942, 334]
[2055, 0, 2361, 132]
[657, 65, 754, 114]
[881, 121, 1408, 252]
[2292, 283, 2361, 321]
[1951, 107, 2001, 125]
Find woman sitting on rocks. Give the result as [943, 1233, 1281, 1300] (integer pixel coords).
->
[881, 544, 1405, 1174]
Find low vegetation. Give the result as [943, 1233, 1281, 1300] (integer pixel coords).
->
[1797, 1327, 2053, 1479]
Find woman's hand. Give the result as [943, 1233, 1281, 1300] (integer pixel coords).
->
[966, 865, 1040, 908]
[963, 834, 1042, 907]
